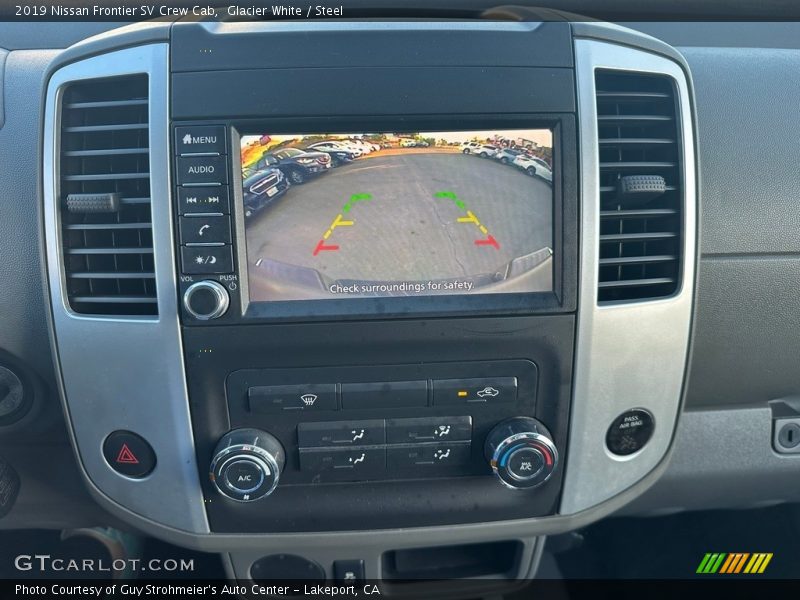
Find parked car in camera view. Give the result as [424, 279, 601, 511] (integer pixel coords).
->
[494, 147, 524, 164]
[323, 140, 363, 157]
[513, 153, 553, 182]
[242, 167, 290, 218]
[353, 139, 378, 153]
[459, 141, 481, 153]
[338, 139, 372, 155]
[256, 148, 331, 184]
[305, 142, 356, 166]
[475, 144, 499, 158]
[334, 140, 364, 157]
[400, 138, 429, 148]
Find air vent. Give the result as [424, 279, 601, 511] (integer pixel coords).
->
[59, 75, 157, 316]
[595, 70, 683, 303]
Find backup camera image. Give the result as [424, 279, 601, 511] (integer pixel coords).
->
[240, 130, 554, 302]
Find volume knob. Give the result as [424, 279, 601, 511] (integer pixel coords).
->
[210, 429, 285, 502]
[183, 280, 229, 320]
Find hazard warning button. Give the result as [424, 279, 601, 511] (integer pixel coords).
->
[103, 431, 156, 478]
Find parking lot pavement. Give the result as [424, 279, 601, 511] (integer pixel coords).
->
[244, 152, 552, 286]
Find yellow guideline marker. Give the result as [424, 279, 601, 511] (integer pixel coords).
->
[332, 214, 354, 229]
[457, 210, 480, 225]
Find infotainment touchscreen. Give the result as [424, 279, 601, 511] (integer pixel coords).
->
[239, 129, 554, 302]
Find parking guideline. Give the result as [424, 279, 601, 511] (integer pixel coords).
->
[434, 190, 501, 250]
[313, 193, 372, 256]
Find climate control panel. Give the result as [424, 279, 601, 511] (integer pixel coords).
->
[211, 416, 558, 501]
[184, 318, 574, 532]
[216, 360, 551, 487]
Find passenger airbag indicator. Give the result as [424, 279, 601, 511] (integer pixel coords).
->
[606, 408, 655, 456]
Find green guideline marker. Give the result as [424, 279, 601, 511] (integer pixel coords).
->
[434, 191, 466, 210]
[342, 193, 372, 213]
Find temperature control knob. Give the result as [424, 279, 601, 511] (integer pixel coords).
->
[210, 429, 285, 502]
[485, 417, 558, 490]
[183, 280, 229, 320]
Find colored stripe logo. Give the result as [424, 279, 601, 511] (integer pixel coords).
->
[696, 553, 773, 574]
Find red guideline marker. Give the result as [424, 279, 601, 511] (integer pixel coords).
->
[313, 239, 340, 256]
[474, 235, 500, 249]
[116, 444, 139, 465]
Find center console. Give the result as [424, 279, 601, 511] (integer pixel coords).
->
[168, 25, 577, 532]
[42, 16, 696, 583]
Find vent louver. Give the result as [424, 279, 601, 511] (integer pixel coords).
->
[595, 70, 683, 303]
[59, 75, 157, 316]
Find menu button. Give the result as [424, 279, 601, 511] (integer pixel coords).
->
[175, 125, 227, 155]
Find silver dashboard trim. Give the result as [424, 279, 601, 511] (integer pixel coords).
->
[562, 39, 697, 514]
[42, 44, 210, 533]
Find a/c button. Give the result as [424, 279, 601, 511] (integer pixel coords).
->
[506, 446, 545, 481]
[223, 459, 265, 494]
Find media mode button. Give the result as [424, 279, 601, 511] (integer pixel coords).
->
[178, 186, 230, 214]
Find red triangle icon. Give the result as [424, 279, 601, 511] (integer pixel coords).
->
[116, 444, 139, 465]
